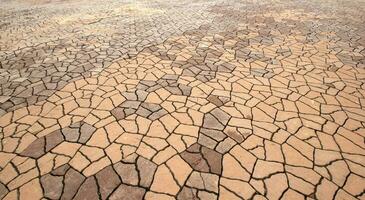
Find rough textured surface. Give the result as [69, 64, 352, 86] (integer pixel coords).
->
[0, 0, 365, 199]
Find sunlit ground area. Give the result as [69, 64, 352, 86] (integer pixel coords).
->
[0, 0, 365, 199]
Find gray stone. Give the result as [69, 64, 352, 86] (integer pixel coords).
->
[109, 184, 145, 200]
[61, 168, 85, 200]
[216, 137, 236, 154]
[177, 187, 198, 200]
[114, 162, 139, 185]
[79, 123, 96, 143]
[41, 174, 64, 199]
[20, 137, 45, 159]
[136, 156, 157, 187]
[203, 114, 224, 130]
[96, 166, 121, 200]
[198, 134, 217, 149]
[73, 176, 99, 200]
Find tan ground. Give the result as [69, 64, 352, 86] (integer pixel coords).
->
[0, 0, 365, 199]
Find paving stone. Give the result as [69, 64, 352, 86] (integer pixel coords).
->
[177, 187, 199, 200]
[45, 130, 64, 151]
[166, 155, 192, 186]
[0, 0, 364, 198]
[151, 164, 180, 195]
[79, 122, 96, 143]
[109, 184, 146, 200]
[114, 162, 139, 185]
[19, 178, 42, 200]
[136, 156, 157, 188]
[73, 176, 99, 200]
[61, 168, 85, 200]
[96, 166, 121, 199]
[207, 95, 223, 107]
[51, 164, 70, 176]
[40, 174, 64, 199]
[0, 182, 8, 200]
[19, 137, 45, 159]
[203, 114, 225, 130]
[186, 171, 219, 193]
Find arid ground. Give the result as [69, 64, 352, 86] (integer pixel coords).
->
[0, 0, 365, 199]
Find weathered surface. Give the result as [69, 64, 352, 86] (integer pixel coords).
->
[0, 0, 365, 199]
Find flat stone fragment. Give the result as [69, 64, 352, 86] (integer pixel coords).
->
[96, 166, 122, 199]
[51, 164, 70, 176]
[41, 174, 64, 199]
[61, 168, 85, 200]
[19, 137, 45, 159]
[109, 184, 146, 200]
[136, 156, 157, 187]
[207, 95, 223, 107]
[0, 0, 364, 198]
[73, 176, 99, 200]
[0, 182, 8, 199]
[181, 143, 222, 175]
[45, 130, 64, 151]
[177, 187, 199, 200]
[19, 178, 43, 200]
[114, 162, 139, 185]
[186, 171, 219, 193]
[150, 164, 180, 195]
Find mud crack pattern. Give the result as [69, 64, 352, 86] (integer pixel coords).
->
[1, 0, 365, 199]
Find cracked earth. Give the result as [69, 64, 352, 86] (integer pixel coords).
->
[1, 0, 365, 199]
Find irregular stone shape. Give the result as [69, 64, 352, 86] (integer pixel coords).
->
[222, 154, 250, 181]
[207, 95, 223, 107]
[136, 156, 157, 187]
[166, 155, 192, 186]
[96, 166, 121, 199]
[198, 191, 217, 199]
[41, 174, 64, 199]
[111, 107, 126, 120]
[0, 182, 8, 200]
[186, 171, 219, 193]
[181, 147, 209, 173]
[198, 134, 217, 149]
[200, 128, 226, 142]
[19, 137, 45, 159]
[120, 100, 141, 109]
[73, 176, 99, 200]
[315, 178, 338, 199]
[210, 108, 230, 125]
[250, 68, 270, 77]
[135, 102, 168, 120]
[177, 187, 199, 200]
[150, 164, 180, 195]
[45, 130, 64, 151]
[148, 109, 168, 120]
[62, 126, 80, 142]
[201, 147, 222, 175]
[181, 143, 222, 175]
[135, 107, 152, 118]
[140, 102, 162, 112]
[19, 178, 43, 200]
[51, 164, 70, 176]
[61, 168, 85, 200]
[252, 160, 284, 178]
[114, 162, 138, 185]
[79, 123, 96, 144]
[216, 137, 236, 154]
[264, 173, 288, 200]
[224, 128, 244, 143]
[203, 114, 224, 130]
[220, 178, 255, 199]
[109, 184, 146, 200]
